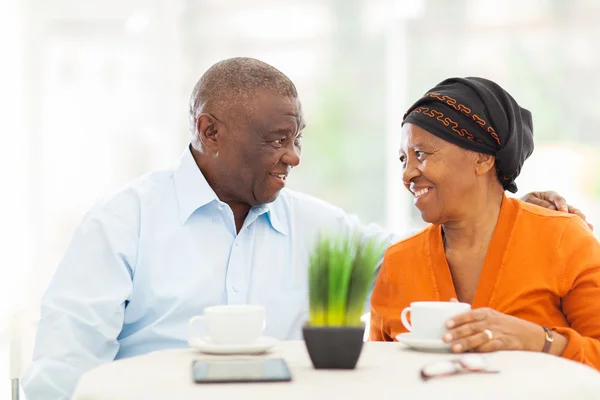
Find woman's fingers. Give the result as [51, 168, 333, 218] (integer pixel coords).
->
[449, 329, 494, 353]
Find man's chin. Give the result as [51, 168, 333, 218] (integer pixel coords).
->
[256, 189, 283, 205]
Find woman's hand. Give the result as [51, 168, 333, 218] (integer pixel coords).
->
[442, 308, 546, 353]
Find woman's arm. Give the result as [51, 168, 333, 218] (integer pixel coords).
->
[552, 217, 600, 368]
[443, 216, 600, 369]
[369, 254, 395, 341]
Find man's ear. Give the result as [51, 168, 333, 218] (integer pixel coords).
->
[196, 113, 219, 152]
[475, 152, 496, 176]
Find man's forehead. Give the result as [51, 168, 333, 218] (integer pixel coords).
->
[255, 90, 300, 109]
[250, 92, 302, 122]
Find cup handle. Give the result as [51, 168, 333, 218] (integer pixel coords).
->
[189, 315, 207, 339]
[400, 307, 412, 332]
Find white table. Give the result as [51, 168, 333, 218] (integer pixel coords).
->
[73, 341, 600, 400]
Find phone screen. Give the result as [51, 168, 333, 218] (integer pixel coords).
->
[192, 358, 292, 384]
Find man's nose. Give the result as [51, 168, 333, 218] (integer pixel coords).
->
[283, 146, 301, 168]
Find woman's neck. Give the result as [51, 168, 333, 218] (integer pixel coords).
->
[442, 187, 504, 252]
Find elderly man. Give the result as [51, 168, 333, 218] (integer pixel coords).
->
[22, 57, 587, 399]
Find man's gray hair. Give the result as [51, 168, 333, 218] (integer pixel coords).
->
[188, 57, 298, 133]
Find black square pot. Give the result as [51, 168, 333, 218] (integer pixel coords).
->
[302, 325, 365, 369]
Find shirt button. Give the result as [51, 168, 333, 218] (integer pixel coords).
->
[212, 217, 219, 223]
[232, 285, 240, 292]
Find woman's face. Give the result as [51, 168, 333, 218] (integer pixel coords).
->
[399, 123, 482, 224]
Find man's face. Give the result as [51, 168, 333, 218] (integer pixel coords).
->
[214, 89, 305, 206]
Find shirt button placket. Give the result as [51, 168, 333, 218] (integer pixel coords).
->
[227, 235, 245, 304]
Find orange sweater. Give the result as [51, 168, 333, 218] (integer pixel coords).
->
[370, 196, 600, 370]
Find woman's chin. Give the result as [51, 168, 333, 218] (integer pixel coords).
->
[418, 209, 442, 225]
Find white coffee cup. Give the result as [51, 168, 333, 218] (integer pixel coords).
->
[189, 305, 266, 345]
[400, 301, 471, 340]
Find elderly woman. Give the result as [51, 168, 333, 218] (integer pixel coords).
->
[370, 77, 600, 369]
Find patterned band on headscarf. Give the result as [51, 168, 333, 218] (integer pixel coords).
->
[402, 77, 534, 193]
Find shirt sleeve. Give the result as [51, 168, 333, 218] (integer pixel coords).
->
[21, 203, 136, 399]
[554, 217, 600, 370]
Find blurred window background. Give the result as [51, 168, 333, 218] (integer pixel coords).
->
[1, 0, 599, 392]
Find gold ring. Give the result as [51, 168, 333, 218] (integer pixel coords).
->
[484, 329, 493, 340]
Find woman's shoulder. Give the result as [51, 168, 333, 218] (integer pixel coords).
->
[511, 197, 590, 231]
[385, 224, 436, 258]
[508, 197, 596, 250]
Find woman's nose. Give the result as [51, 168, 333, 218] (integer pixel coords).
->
[402, 159, 419, 184]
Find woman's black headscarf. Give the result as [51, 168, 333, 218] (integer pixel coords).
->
[402, 77, 534, 193]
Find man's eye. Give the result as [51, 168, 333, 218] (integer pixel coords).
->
[399, 155, 406, 163]
[416, 151, 427, 160]
[273, 139, 285, 146]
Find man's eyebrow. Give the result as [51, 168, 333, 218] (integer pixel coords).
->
[268, 128, 294, 135]
[267, 126, 307, 136]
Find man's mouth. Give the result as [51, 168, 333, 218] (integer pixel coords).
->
[270, 174, 287, 181]
[269, 173, 288, 187]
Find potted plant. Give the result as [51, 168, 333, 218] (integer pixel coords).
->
[303, 231, 386, 369]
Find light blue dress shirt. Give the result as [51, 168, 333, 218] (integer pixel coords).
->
[22, 146, 397, 399]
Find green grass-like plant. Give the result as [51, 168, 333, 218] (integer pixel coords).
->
[308, 230, 386, 327]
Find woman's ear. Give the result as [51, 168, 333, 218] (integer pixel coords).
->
[475, 153, 496, 176]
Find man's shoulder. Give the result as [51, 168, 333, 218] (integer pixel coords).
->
[92, 167, 176, 221]
[273, 189, 402, 244]
[275, 188, 347, 219]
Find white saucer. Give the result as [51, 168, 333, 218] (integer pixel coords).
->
[396, 333, 452, 353]
[188, 336, 279, 355]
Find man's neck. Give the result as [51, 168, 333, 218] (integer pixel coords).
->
[228, 202, 252, 233]
[191, 146, 251, 233]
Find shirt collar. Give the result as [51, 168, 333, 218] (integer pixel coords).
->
[264, 202, 289, 236]
[173, 145, 290, 236]
[173, 145, 219, 224]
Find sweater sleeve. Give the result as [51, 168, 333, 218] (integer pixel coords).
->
[554, 217, 600, 370]
[370, 253, 396, 342]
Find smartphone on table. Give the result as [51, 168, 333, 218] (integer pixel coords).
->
[192, 358, 292, 384]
